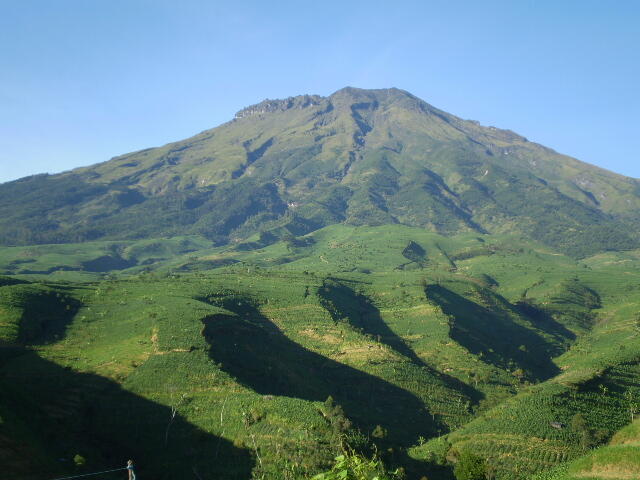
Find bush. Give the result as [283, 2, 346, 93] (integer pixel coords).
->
[312, 451, 403, 480]
[453, 450, 486, 480]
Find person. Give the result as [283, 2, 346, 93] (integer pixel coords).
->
[127, 460, 136, 480]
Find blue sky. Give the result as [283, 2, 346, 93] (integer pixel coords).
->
[1, 0, 639, 183]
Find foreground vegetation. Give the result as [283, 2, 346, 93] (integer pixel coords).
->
[1, 225, 640, 479]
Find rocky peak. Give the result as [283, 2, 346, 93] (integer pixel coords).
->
[235, 94, 323, 119]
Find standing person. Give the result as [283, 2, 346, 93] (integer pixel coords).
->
[127, 460, 136, 480]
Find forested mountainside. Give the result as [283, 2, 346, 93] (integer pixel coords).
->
[1, 87, 639, 258]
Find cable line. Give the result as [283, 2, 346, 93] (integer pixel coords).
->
[49, 467, 127, 480]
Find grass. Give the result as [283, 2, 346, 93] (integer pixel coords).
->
[1, 225, 640, 479]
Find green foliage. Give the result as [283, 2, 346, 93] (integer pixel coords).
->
[570, 413, 595, 451]
[453, 450, 486, 480]
[532, 418, 640, 480]
[322, 396, 353, 435]
[312, 452, 404, 480]
[2, 199, 640, 480]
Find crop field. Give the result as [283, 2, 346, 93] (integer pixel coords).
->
[2, 225, 640, 479]
[534, 417, 640, 480]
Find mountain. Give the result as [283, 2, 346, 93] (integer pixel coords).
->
[1, 87, 639, 257]
[2, 89, 640, 480]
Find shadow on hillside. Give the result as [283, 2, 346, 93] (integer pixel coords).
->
[27, 295, 82, 345]
[0, 344, 254, 480]
[513, 299, 576, 343]
[318, 279, 482, 403]
[201, 298, 444, 446]
[319, 279, 424, 364]
[392, 450, 456, 480]
[425, 284, 561, 380]
[0, 283, 82, 345]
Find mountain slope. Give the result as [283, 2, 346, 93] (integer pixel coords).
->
[1, 87, 639, 257]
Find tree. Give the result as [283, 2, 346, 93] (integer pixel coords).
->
[570, 413, 588, 432]
[322, 396, 352, 436]
[570, 413, 594, 450]
[625, 391, 639, 421]
[453, 450, 486, 480]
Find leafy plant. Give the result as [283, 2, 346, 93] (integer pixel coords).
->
[453, 450, 486, 480]
[312, 452, 403, 480]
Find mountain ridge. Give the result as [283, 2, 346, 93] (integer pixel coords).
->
[1, 87, 638, 257]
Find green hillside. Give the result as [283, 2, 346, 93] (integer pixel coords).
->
[535, 418, 640, 480]
[409, 247, 640, 479]
[2, 225, 640, 479]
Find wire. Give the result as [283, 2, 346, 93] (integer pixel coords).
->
[49, 467, 127, 480]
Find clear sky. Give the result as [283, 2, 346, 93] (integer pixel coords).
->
[1, 0, 639, 183]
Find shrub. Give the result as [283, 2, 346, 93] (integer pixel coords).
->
[312, 451, 403, 480]
[453, 450, 486, 480]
